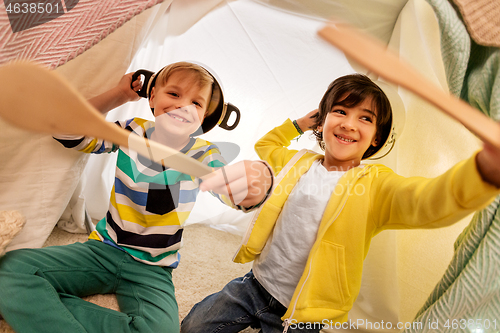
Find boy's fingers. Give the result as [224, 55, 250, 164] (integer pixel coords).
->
[199, 168, 225, 191]
[131, 79, 142, 91]
[200, 163, 246, 188]
[221, 163, 247, 181]
[199, 160, 272, 206]
[218, 172, 268, 206]
[200, 166, 252, 205]
[200, 169, 246, 194]
[221, 167, 235, 204]
[225, 177, 251, 204]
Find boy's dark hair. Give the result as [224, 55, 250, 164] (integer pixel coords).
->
[312, 74, 393, 159]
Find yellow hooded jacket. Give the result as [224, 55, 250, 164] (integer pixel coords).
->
[233, 119, 500, 325]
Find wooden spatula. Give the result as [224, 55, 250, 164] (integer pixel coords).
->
[318, 23, 500, 149]
[0, 61, 213, 177]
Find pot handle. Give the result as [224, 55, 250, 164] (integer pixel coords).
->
[219, 103, 240, 131]
[131, 69, 155, 98]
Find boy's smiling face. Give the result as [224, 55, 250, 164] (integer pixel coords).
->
[149, 70, 212, 139]
[318, 96, 379, 170]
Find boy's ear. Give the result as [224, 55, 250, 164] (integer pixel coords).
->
[149, 87, 156, 108]
[317, 125, 323, 132]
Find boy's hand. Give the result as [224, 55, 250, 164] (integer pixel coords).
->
[476, 142, 500, 188]
[200, 160, 273, 208]
[117, 73, 142, 103]
[295, 109, 319, 132]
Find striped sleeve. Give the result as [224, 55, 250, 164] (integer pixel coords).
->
[53, 118, 148, 154]
[191, 139, 234, 208]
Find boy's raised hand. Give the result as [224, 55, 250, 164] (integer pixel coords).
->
[117, 72, 143, 102]
[295, 109, 319, 132]
[200, 160, 274, 208]
[476, 142, 500, 188]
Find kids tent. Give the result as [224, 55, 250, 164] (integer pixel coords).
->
[1, 0, 499, 331]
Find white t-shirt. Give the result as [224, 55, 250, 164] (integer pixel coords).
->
[253, 159, 346, 307]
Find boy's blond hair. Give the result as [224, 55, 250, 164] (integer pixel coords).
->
[154, 62, 220, 117]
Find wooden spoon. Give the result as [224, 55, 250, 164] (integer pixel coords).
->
[318, 23, 500, 149]
[0, 61, 213, 177]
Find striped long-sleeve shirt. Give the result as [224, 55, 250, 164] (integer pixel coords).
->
[55, 117, 231, 267]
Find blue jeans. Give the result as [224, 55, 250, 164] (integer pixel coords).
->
[181, 271, 322, 333]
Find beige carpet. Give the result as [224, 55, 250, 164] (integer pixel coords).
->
[0, 224, 257, 333]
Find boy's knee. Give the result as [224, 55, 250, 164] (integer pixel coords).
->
[0, 250, 25, 272]
[180, 310, 197, 333]
[180, 320, 203, 333]
[142, 315, 180, 333]
[180, 302, 209, 333]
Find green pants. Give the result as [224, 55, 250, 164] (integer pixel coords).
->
[0, 240, 179, 333]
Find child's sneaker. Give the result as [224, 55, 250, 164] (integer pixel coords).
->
[0, 210, 26, 256]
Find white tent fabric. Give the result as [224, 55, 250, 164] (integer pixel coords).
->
[0, 0, 484, 330]
[0, 0, 174, 249]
